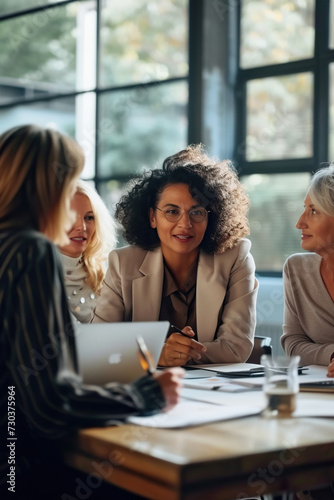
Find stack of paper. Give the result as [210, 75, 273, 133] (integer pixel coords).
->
[127, 400, 262, 428]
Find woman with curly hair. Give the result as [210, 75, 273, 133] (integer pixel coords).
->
[60, 180, 117, 322]
[93, 144, 258, 365]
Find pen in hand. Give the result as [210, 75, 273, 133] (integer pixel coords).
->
[170, 324, 190, 338]
[136, 335, 156, 375]
[170, 325, 207, 359]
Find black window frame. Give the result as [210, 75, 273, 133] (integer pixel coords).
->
[235, 0, 334, 176]
[0, 0, 190, 190]
[2, 0, 334, 276]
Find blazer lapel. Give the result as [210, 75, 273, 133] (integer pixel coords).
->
[196, 252, 226, 343]
[132, 247, 164, 321]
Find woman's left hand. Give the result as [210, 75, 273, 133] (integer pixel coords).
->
[158, 326, 207, 367]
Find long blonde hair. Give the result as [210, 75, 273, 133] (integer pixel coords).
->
[76, 180, 117, 293]
[0, 124, 84, 245]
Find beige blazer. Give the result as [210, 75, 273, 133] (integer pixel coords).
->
[93, 239, 258, 363]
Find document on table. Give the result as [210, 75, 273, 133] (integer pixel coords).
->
[183, 376, 258, 392]
[299, 380, 334, 392]
[293, 397, 334, 417]
[181, 386, 265, 407]
[184, 369, 219, 379]
[224, 365, 332, 390]
[188, 363, 309, 379]
[127, 400, 262, 428]
[298, 365, 334, 392]
[187, 363, 265, 377]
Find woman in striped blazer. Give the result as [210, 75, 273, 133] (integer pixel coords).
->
[0, 124, 183, 500]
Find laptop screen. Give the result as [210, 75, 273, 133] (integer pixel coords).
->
[74, 321, 169, 385]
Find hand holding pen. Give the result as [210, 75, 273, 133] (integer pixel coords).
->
[136, 335, 185, 410]
[158, 324, 207, 367]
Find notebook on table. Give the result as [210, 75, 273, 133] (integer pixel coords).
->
[74, 321, 169, 385]
[299, 380, 334, 393]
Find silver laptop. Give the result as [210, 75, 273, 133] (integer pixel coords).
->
[74, 321, 169, 385]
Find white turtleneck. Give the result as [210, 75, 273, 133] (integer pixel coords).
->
[60, 253, 97, 323]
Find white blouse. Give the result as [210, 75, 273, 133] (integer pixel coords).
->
[60, 254, 97, 323]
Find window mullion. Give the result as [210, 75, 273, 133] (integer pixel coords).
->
[313, 0, 330, 168]
[94, 0, 101, 187]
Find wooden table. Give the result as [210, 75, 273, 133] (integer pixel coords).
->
[62, 390, 334, 500]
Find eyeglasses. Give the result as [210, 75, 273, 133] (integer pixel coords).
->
[155, 206, 210, 223]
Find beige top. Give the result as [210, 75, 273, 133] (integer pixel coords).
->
[282, 252, 334, 366]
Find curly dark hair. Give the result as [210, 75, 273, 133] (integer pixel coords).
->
[115, 144, 250, 254]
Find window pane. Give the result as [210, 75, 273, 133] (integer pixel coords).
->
[98, 180, 130, 248]
[100, 0, 188, 88]
[330, 0, 334, 49]
[330, 64, 334, 161]
[245, 73, 313, 161]
[240, 0, 315, 69]
[0, 1, 95, 100]
[0, 97, 75, 136]
[97, 81, 188, 177]
[0, 0, 68, 16]
[242, 173, 310, 272]
[0, 94, 95, 179]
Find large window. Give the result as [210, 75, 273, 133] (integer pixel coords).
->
[236, 0, 334, 272]
[1, 0, 334, 274]
[0, 0, 189, 207]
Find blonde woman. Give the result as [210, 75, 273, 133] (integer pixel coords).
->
[60, 180, 117, 322]
[0, 125, 184, 500]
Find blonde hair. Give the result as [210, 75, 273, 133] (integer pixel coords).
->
[0, 124, 84, 245]
[76, 180, 117, 293]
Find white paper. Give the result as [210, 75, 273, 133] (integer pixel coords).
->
[183, 376, 257, 392]
[298, 364, 332, 385]
[293, 397, 334, 417]
[181, 386, 265, 407]
[127, 400, 262, 428]
[184, 369, 218, 379]
[189, 362, 264, 374]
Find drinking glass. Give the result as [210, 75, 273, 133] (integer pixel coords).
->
[261, 354, 300, 417]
